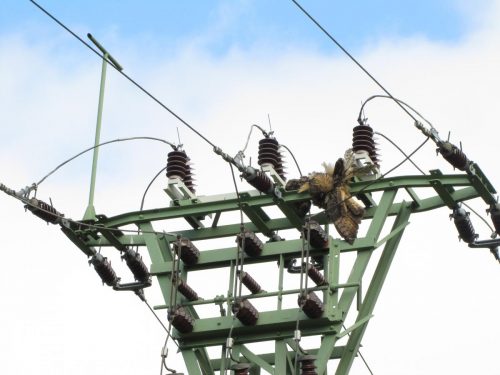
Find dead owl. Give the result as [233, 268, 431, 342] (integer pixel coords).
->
[286, 150, 365, 244]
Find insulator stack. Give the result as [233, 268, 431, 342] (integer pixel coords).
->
[90, 253, 119, 287]
[258, 137, 286, 180]
[489, 204, 500, 234]
[243, 168, 274, 194]
[237, 230, 264, 257]
[25, 198, 63, 224]
[175, 277, 199, 301]
[166, 150, 196, 193]
[438, 142, 469, 171]
[298, 355, 318, 375]
[307, 264, 327, 286]
[168, 306, 195, 334]
[298, 291, 324, 319]
[233, 298, 259, 326]
[173, 238, 200, 265]
[237, 270, 262, 294]
[232, 363, 251, 375]
[303, 220, 328, 248]
[122, 248, 150, 283]
[183, 157, 196, 193]
[352, 123, 379, 166]
[450, 206, 478, 243]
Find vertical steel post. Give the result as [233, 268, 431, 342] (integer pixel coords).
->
[83, 34, 122, 220]
[83, 53, 107, 220]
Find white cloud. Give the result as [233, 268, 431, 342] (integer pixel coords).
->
[1, 2, 500, 374]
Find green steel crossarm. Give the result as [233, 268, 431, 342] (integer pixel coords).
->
[176, 308, 337, 350]
[209, 346, 346, 371]
[150, 239, 332, 274]
[90, 172, 489, 230]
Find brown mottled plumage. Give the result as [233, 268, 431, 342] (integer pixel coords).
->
[286, 152, 365, 243]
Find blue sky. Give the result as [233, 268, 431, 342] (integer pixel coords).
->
[3, 0, 471, 56]
[1, 1, 500, 375]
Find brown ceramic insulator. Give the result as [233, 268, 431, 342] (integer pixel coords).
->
[353, 124, 379, 165]
[231, 363, 251, 375]
[258, 137, 286, 180]
[90, 253, 119, 287]
[233, 298, 259, 326]
[122, 248, 150, 283]
[303, 220, 328, 248]
[173, 238, 200, 265]
[176, 278, 199, 301]
[245, 169, 274, 194]
[25, 198, 63, 224]
[183, 158, 196, 194]
[451, 207, 478, 243]
[166, 150, 189, 179]
[490, 205, 500, 234]
[298, 355, 318, 375]
[307, 264, 327, 286]
[438, 142, 469, 171]
[298, 291, 324, 319]
[168, 306, 194, 334]
[238, 270, 262, 294]
[237, 230, 264, 257]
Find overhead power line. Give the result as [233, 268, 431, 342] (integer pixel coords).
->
[290, 0, 423, 128]
[30, 0, 217, 150]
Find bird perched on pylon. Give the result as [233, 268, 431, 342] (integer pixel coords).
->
[286, 149, 366, 244]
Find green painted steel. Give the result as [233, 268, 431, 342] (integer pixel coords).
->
[83, 53, 108, 221]
[59, 167, 496, 374]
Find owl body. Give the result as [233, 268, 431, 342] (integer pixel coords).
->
[286, 153, 365, 244]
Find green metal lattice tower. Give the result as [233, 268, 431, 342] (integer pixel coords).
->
[53, 160, 497, 375]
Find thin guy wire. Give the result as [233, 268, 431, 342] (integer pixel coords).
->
[374, 132, 426, 174]
[37, 136, 176, 186]
[30, 0, 216, 149]
[291, 0, 421, 126]
[342, 324, 375, 375]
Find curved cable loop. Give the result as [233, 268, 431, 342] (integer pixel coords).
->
[358, 94, 435, 130]
[37, 136, 176, 187]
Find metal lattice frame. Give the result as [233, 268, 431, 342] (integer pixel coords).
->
[60, 164, 496, 374]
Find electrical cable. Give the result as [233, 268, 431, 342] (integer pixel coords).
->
[358, 95, 435, 130]
[37, 136, 176, 187]
[462, 202, 495, 234]
[280, 143, 303, 177]
[144, 299, 178, 348]
[140, 166, 168, 211]
[290, 0, 422, 128]
[241, 124, 269, 154]
[293, 210, 312, 375]
[375, 133, 495, 234]
[3, 190, 178, 238]
[374, 132, 426, 175]
[223, 163, 247, 372]
[30, 0, 217, 150]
